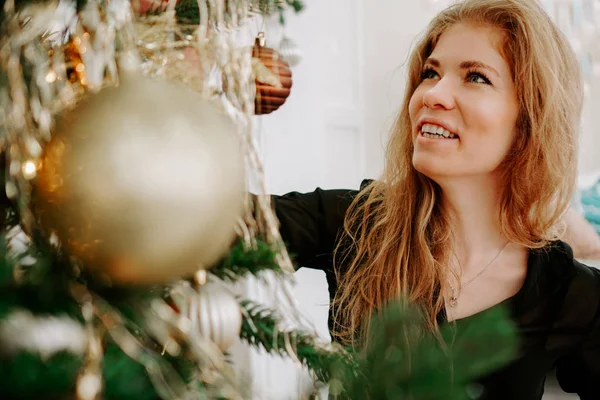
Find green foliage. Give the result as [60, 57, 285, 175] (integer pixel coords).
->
[239, 299, 356, 383]
[239, 298, 517, 399]
[0, 346, 158, 400]
[340, 302, 518, 400]
[277, 0, 304, 25]
[173, 0, 305, 25]
[0, 0, 305, 27]
[0, 201, 330, 400]
[0, 351, 83, 400]
[0, 210, 192, 399]
[102, 343, 166, 400]
[174, 0, 202, 24]
[211, 238, 282, 281]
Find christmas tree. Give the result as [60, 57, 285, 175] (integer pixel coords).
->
[0, 1, 518, 399]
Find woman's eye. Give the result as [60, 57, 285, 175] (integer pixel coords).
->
[421, 68, 439, 80]
[467, 72, 491, 85]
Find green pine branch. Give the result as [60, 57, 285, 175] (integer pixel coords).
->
[239, 299, 357, 384]
[174, 0, 305, 25]
[285, 0, 304, 13]
[210, 238, 282, 282]
[0, 207, 198, 400]
[0, 0, 305, 26]
[343, 302, 519, 400]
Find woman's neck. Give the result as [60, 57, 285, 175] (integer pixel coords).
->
[437, 174, 508, 269]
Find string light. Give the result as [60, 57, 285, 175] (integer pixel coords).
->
[21, 161, 37, 180]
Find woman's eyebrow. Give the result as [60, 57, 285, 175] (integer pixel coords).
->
[424, 57, 500, 77]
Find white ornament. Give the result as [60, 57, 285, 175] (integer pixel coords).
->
[183, 283, 242, 352]
[278, 36, 303, 67]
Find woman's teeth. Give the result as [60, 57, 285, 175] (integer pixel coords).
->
[420, 123, 457, 139]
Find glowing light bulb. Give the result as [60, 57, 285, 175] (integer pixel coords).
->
[46, 70, 57, 83]
[22, 161, 37, 179]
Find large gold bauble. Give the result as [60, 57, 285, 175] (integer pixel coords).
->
[33, 77, 245, 285]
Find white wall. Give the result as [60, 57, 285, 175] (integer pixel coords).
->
[361, 1, 434, 177]
[257, 2, 367, 194]
[580, 76, 600, 183]
[247, 1, 600, 398]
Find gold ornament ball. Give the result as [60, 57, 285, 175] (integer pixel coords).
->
[33, 77, 245, 285]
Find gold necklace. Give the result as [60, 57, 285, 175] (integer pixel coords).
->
[447, 242, 510, 308]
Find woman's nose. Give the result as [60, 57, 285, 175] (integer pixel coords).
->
[422, 78, 456, 110]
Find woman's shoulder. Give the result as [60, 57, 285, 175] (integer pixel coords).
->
[536, 241, 600, 296]
[564, 247, 600, 320]
[544, 240, 600, 284]
[537, 241, 600, 333]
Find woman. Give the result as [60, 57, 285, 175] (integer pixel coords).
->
[272, 0, 599, 399]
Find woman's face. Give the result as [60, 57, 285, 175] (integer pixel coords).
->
[409, 24, 519, 181]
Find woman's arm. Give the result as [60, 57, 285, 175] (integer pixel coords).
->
[270, 187, 358, 272]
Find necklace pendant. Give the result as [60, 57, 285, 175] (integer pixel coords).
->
[449, 296, 458, 308]
[449, 287, 459, 308]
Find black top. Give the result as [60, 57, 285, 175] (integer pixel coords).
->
[272, 181, 600, 400]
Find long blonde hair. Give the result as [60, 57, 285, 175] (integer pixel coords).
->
[332, 0, 583, 346]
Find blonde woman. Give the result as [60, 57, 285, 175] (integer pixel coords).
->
[273, 0, 599, 398]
